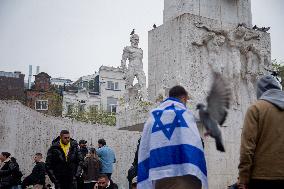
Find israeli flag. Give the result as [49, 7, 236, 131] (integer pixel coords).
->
[138, 98, 208, 189]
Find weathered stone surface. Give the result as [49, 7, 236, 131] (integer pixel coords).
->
[163, 0, 252, 26]
[116, 101, 153, 131]
[148, 12, 271, 189]
[121, 34, 147, 102]
[0, 100, 140, 188]
[117, 33, 151, 131]
[148, 13, 270, 105]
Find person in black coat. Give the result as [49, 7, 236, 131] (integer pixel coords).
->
[0, 152, 22, 189]
[22, 153, 46, 188]
[78, 140, 88, 189]
[45, 130, 84, 189]
[79, 140, 88, 158]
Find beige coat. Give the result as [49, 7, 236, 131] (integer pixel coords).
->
[238, 100, 284, 184]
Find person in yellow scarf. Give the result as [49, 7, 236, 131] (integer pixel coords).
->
[46, 130, 84, 189]
[60, 137, 70, 160]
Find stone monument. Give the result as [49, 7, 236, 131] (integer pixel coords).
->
[117, 34, 152, 131]
[147, 0, 271, 188]
[121, 34, 147, 102]
[117, 0, 272, 188]
[163, 0, 252, 26]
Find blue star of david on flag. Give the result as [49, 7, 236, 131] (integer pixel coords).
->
[152, 104, 188, 140]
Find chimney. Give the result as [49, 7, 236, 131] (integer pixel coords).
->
[28, 65, 32, 89]
[36, 66, 40, 75]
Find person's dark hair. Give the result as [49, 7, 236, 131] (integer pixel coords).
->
[35, 153, 42, 157]
[79, 139, 87, 145]
[89, 148, 96, 154]
[98, 139, 106, 146]
[169, 85, 188, 99]
[98, 174, 109, 180]
[60, 130, 70, 135]
[10, 157, 17, 163]
[1, 152, 11, 158]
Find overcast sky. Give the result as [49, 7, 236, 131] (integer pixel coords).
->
[0, 0, 283, 81]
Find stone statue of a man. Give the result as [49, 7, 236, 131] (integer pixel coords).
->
[121, 34, 147, 101]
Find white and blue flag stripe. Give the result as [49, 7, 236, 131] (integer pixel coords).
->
[138, 98, 208, 189]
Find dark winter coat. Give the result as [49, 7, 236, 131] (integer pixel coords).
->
[79, 147, 88, 158]
[105, 180, 118, 189]
[0, 158, 22, 188]
[45, 137, 84, 184]
[82, 156, 101, 182]
[22, 162, 46, 186]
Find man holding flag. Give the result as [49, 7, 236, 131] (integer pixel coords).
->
[138, 85, 208, 189]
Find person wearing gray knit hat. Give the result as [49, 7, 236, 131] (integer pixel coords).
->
[256, 75, 284, 110]
[238, 75, 284, 189]
[256, 75, 281, 99]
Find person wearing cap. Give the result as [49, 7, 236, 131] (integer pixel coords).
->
[238, 75, 284, 189]
[79, 140, 88, 158]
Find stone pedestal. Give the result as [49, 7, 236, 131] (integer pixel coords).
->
[148, 11, 270, 189]
[116, 100, 155, 132]
[116, 103, 152, 131]
[117, 1, 271, 188]
[164, 0, 252, 26]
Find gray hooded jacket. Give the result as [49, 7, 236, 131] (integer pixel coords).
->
[260, 89, 284, 110]
[257, 75, 284, 110]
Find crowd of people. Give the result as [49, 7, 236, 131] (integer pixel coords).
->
[1, 74, 283, 189]
[0, 131, 119, 189]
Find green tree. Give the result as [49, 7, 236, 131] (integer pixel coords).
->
[66, 105, 116, 126]
[272, 59, 284, 89]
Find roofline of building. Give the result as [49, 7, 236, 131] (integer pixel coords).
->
[99, 65, 123, 72]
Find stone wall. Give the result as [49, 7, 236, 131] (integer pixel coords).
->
[148, 13, 271, 189]
[0, 100, 140, 188]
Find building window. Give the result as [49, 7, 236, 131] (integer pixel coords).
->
[83, 81, 89, 89]
[109, 104, 117, 113]
[67, 104, 73, 114]
[107, 81, 114, 90]
[115, 82, 119, 90]
[107, 97, 118, 113]
[107, 81, 119, 90]
[35, 100, 48, 110]
[79, 104, 85, 113]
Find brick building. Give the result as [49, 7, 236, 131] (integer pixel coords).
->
[0, 71, 25, 101]
[26, 72, 62, 116]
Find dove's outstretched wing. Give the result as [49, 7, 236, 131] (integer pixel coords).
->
[206, 72, 231, 125]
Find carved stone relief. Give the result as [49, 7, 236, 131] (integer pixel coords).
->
[192, 22, 268, 105]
